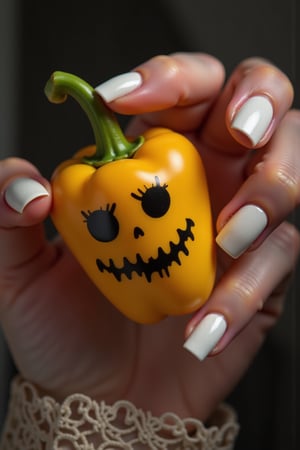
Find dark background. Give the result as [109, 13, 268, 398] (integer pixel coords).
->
[1, 0, 299, 448]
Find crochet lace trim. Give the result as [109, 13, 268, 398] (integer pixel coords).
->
[0, 376, 239, 449]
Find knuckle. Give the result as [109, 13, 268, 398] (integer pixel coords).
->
[150, 54, 181, 78]
[229, 267, 261, 305]
[271, 222, 300, 258]
[266, 162, 300, 205]
[275, 165, 299, 198]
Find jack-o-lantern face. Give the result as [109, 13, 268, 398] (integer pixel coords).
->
[81, 176, 195, 283]
[51, 128, 216, 323]
[46, 70, 216, 324]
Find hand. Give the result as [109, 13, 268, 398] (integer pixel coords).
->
[0, 54, 299, 421]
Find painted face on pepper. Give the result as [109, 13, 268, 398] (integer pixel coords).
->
[45, 72, 216, 324]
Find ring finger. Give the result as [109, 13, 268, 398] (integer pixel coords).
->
[184, 221, 300, 361]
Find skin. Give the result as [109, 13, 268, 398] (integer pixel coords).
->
[0, 54, 299, 425]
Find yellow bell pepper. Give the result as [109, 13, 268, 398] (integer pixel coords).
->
[45, 72, 216, 323]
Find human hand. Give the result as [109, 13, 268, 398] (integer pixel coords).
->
[0, 54, 299, 421]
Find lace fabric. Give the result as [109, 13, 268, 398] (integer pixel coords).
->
[0, 376, 239, 449]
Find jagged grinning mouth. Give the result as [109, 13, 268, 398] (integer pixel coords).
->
[96, 218, 195, 282]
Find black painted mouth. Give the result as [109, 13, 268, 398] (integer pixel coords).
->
[96, 218, 195, 282]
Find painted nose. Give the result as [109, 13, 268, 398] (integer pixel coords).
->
[134, 227, 144, 239]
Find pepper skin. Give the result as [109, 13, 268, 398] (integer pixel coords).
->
[45, 72, 216, 324]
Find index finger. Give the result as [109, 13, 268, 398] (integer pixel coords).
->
[95, 53, 225, 132]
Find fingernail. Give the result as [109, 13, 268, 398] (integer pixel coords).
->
[216, 205, 268, 258]
[183, 313, 227, 361]
[4, 177, 49, 213]
[231, 95, 273, 146]
[95, 72, 142, 102]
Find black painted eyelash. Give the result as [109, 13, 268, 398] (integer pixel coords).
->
[131, 176, 170, 218]
[131, 176, 168, 201]
[81, 203, 116, 221]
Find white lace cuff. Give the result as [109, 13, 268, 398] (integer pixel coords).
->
[0, 376, 239, 449]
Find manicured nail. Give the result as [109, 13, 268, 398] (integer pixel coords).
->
[184, 313, 227, 361]
[231, 96, 273, 146]
[216, 205, 268, 259]
[4, 177, 49, 213]
[95, 72, 142, 102]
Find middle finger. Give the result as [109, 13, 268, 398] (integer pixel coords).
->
[202, 57, 294, 152]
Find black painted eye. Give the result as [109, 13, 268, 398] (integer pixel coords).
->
[81, 203, 119, 242]
[131, 176, 170, 218]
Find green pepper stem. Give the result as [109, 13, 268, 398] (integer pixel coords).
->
[44, 71, 143, 167]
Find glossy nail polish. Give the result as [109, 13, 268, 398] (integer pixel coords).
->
[231, 96, 273, 146]
[216, 204, 268, 258]
[95, 72, 142, 102]
[184, 313, 227, 361]
[4, 177, 49, 213]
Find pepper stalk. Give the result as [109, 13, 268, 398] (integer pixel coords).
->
[44, 71, 144, 167]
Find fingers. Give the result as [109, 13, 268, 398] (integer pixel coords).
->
[216, 110, 300, 258]
[0, 158, 53, 303]
[95, 53, 299, 283]
[203, 57, 294, 152]
[95, 52, 225, 132]
[95, 55, 293, 150]
[184, 221, 300, 361]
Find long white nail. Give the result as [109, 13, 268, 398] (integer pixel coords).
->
[216, 205, 268, 259]
[4, 177, 49, 213]
[95, 72, 142, 102]
[184, 313, 227, 361]
[231, 96, 273, 146]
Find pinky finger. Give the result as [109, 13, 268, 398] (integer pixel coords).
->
[184, 221, 300, 361]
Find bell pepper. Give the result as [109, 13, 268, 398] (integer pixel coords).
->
[45, 71, 216, 323]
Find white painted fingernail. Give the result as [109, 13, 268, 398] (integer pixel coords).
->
[231, 96, 273, 146]
[216, 205, 268, 259]
[184, 313, 227, 361]
[95, 72, 142, 102]
[4, 177, 49, 213]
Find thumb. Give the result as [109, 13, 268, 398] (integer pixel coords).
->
[0, 158, 54, 303]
